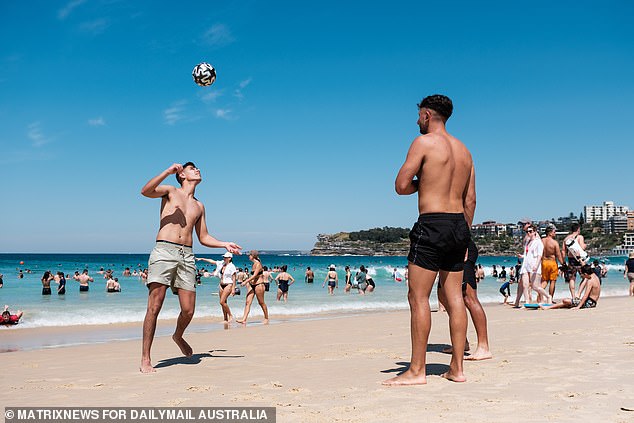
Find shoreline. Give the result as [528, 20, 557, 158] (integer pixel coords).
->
[0, 308, 408, 353]
[2, 294, 632, 353]
[2, 296, 633, 422]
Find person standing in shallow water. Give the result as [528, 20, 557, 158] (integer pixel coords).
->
[323, 265, 338, 295]
[55, 272, 66, 295]
[139, 162, 241, 373]
[41, 271, 53, 295]
[383, 94, 475, 386]
[305, 267, 314, 283]
[275, 265, 295, 302]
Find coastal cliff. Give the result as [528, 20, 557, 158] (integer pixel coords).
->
[310, 226, 619, 257]
[310, 228, 409, 256]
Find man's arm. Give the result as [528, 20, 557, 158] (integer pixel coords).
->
[578, 235, 587, 250]
[574, 279, 592, 309]
[140, 163, 182, 198]
[555, 243, 565, 265]
[194, 203, 242, 254]
[575, 279, 587, 300]
[463, 163, 476, 226]
[395, 136, 425, 195]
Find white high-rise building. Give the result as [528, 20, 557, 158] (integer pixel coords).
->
[584, 201, 629, 222]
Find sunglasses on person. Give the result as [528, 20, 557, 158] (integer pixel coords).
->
[526, 229, 534, 233]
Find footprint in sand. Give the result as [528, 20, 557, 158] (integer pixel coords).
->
[186, 386, 211, 392]
[167, 398, 188, 406]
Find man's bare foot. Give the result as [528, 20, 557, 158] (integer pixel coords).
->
[382, 370, 427, 386]
[140, 359, 156, 373]
[464, 348, 492, 361]
[236, 318, 246, 324]
[441, 371, 466, 382]
[263, 319, 269, 324]
[172, 334, 193, 357]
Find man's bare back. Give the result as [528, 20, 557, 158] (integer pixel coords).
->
[395, 107, 475, 226]
[416, 133, 472, 215]
[542, 236, 562, 262]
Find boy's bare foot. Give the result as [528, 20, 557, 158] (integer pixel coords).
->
[140, 359, 156, 373]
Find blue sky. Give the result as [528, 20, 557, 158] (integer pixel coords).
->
[1, 1, 633, 253]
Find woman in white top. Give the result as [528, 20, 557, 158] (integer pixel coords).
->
[513, 225, 552, 306]
[197, 252, 237, 322]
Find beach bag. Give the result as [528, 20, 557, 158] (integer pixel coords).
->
[565, 237, 589, 264]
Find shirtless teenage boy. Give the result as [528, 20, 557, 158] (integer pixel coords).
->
[140, 162, 241, 373]
[541, 265, 600, 310]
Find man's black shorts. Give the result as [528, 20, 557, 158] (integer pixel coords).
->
[408, 213, 471, 272]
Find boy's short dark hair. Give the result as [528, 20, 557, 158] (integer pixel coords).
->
[176, 161, 196, 185]
[580, 264, 593, 275]
[418, 94, 453, 120]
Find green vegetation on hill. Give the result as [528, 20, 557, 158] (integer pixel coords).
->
[349, 227, 410, 243]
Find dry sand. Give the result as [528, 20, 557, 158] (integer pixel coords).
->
[2, 297, 634, 422]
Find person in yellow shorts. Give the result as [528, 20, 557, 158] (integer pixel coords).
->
[541, 225, 565, 301]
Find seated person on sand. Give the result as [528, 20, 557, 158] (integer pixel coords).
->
[541, 265, 600, 310]
[2, 305, 23, 325]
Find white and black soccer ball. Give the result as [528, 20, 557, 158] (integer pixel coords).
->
[192, 62, 216, 87]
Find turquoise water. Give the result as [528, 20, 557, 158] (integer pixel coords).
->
[0, 253, 629, 332]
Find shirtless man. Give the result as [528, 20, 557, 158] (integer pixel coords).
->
[541, 225, 565, 300]
[106, 277, 121, 292]
[541, 265, 600, 310]
[383, 94, 476, 386]
[562, 223, 587, 299]
[73, 269, 93, 292]
[140, 162, 241, 373]
[305, 267, 314, 284]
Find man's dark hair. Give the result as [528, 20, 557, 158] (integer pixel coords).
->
[580, 264, 593, 275]
[176, 161, 197, 185]
[418, 94, 453, 120]
[570, 222, 581, 232]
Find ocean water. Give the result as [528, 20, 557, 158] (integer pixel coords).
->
[0, 253, 630, 348]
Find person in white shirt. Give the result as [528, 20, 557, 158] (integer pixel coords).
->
[197, 253, 237, 322]
[513, 225, 551, 306]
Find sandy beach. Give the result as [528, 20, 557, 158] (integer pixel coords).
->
[2, 296, 634, 422]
